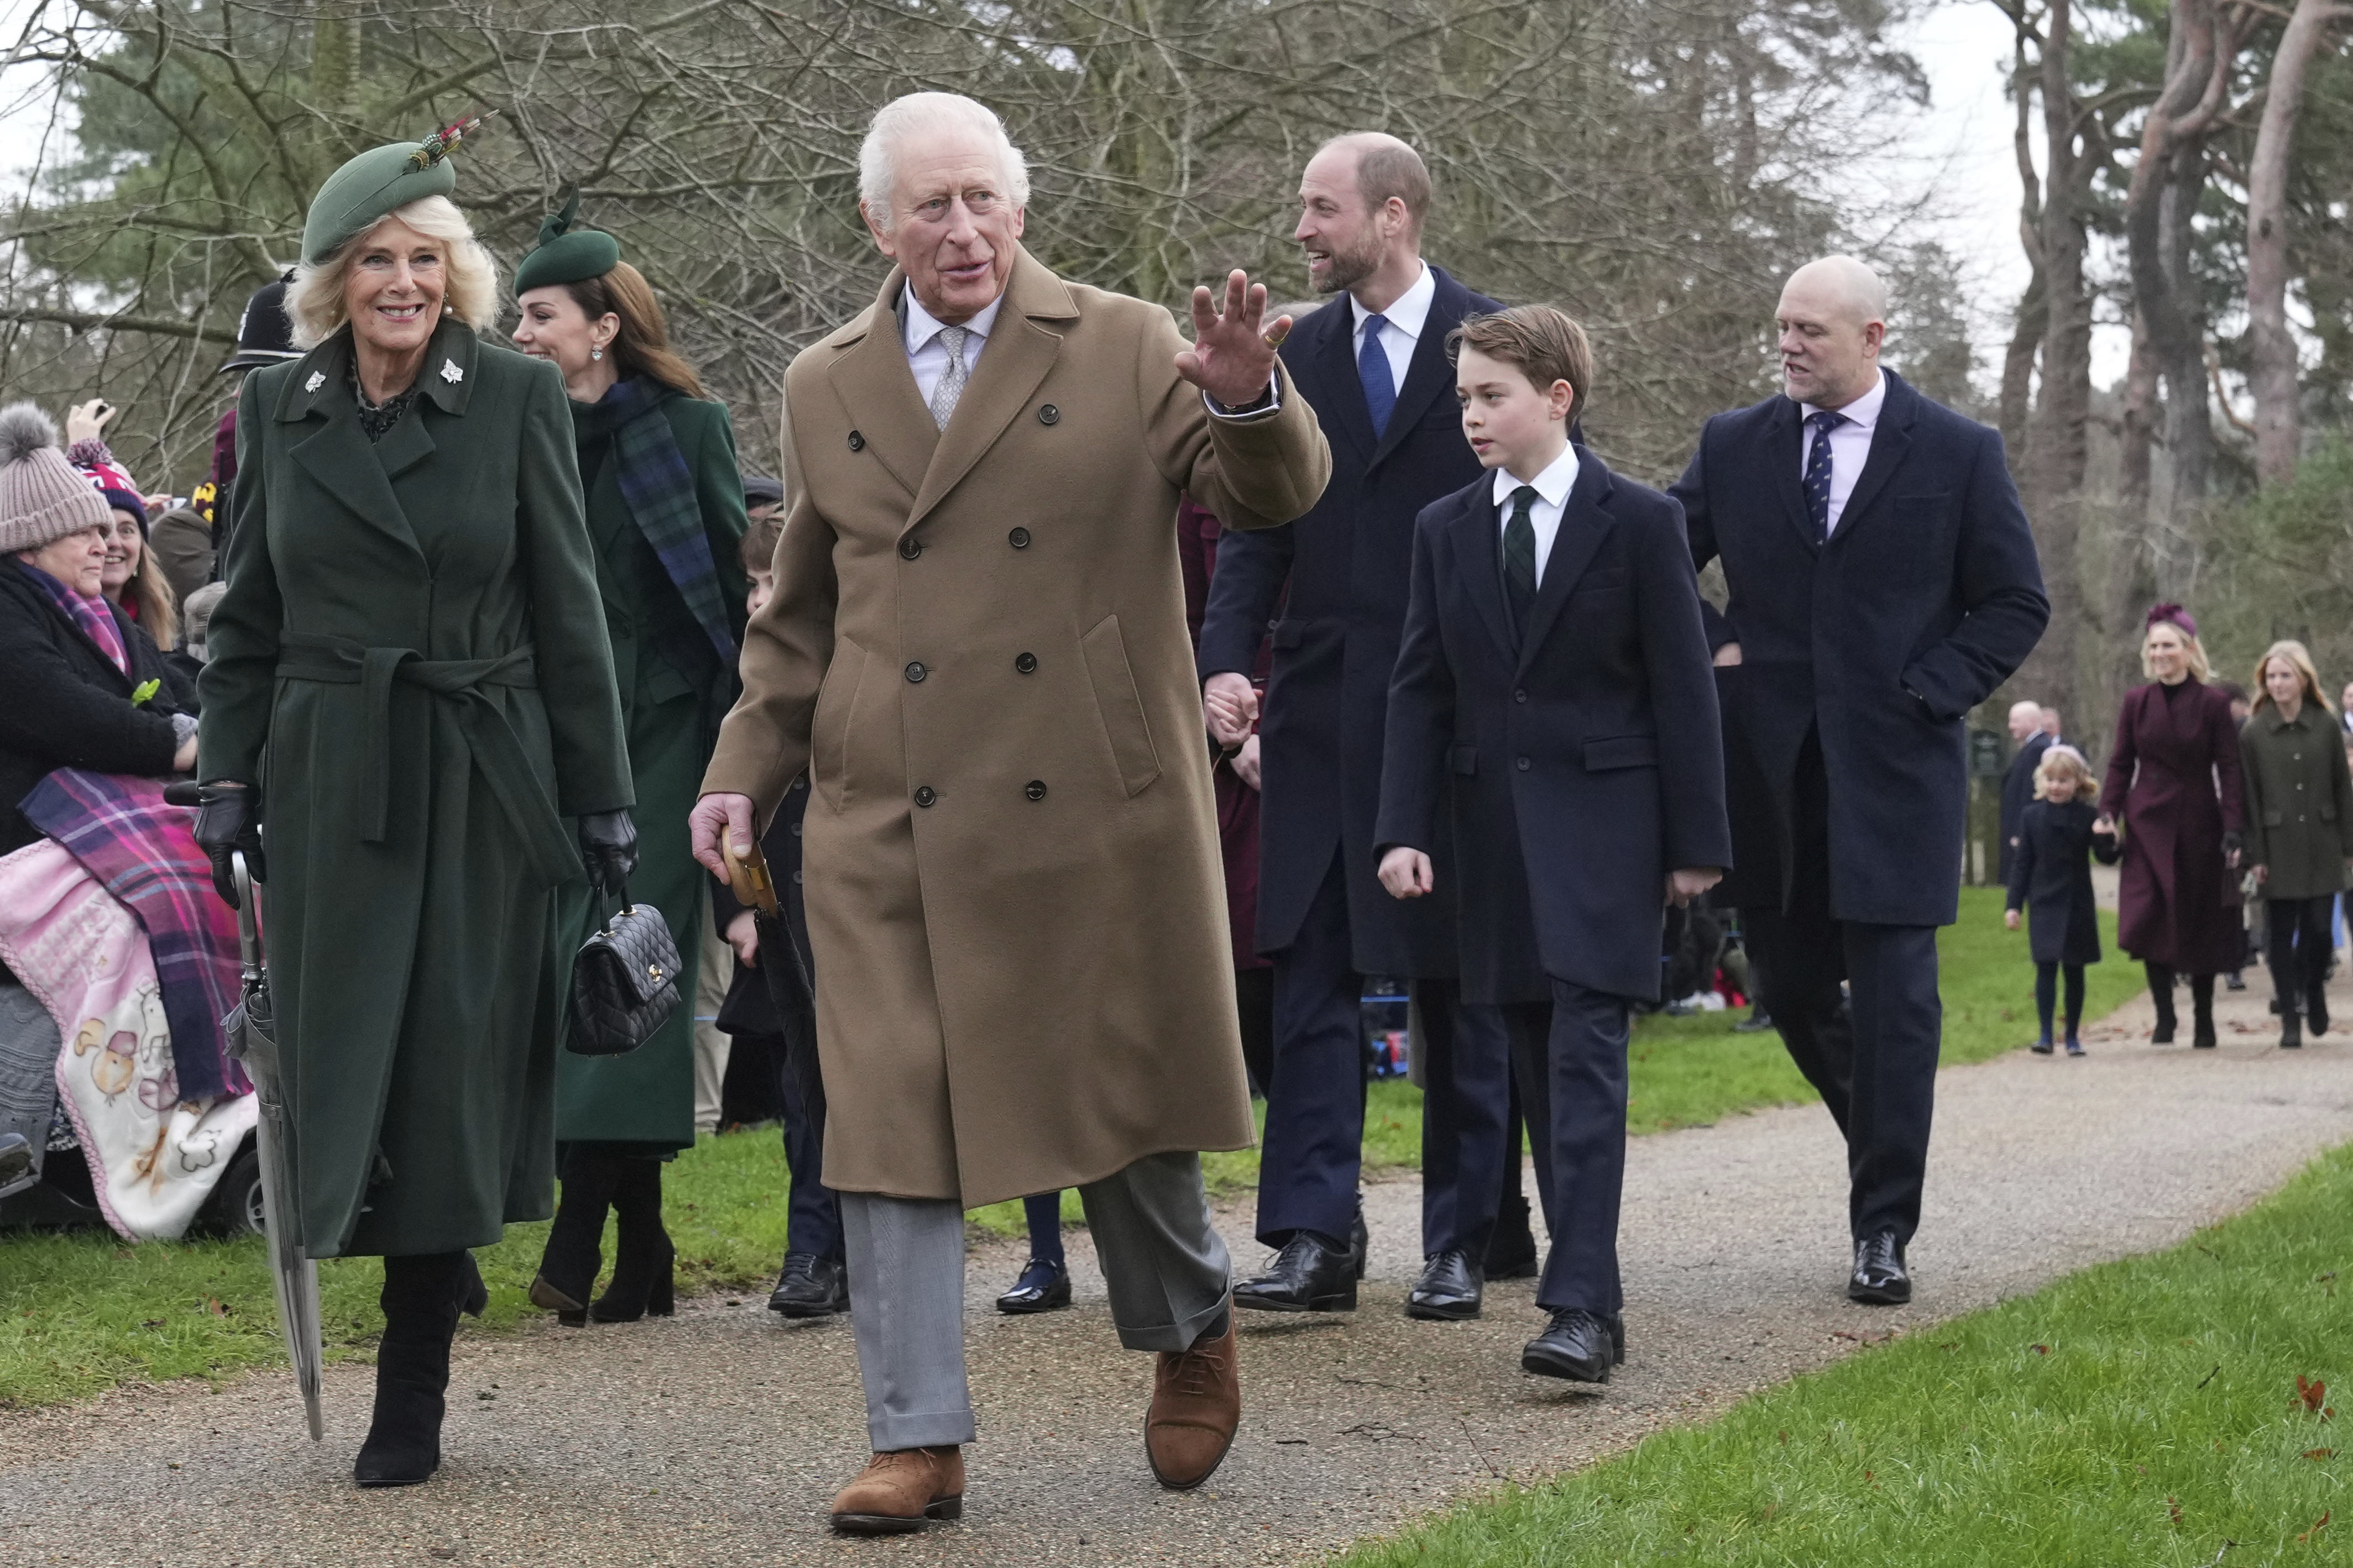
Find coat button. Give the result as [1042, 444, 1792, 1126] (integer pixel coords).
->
[1038, 404, 1060, 425]
[1514, 689, 1528, 704]
[792, 869, 803, 884]
[906, 661, 928, 683]
[848, 430, 865, 452]
[899, 536, 922, 560]
[790, 821, 802, 836]
[1516, 757, 1531, 771]
[1008, 527, 1031, 549]
[1015, 652, 1037, 674]
[913, 785, 937, 807]
[1025, 780, 1048, 801]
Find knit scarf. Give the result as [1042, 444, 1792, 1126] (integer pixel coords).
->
[19, 559, 128, 675]
[573, 377, 736, 669]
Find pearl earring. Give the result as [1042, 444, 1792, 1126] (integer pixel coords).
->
[591, 345, 604, 361]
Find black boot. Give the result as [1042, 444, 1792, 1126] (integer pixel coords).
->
[2282, 1008, 2304, 1050]
[2190, 976, 2217, 1048]
[530, 1149, 620, 1325]
[2148, 963, 2177, 1044]
[592, 1156, 676, 1323]
[354, 1251, 482, 1487]
[2308, 982, 2330, 1037]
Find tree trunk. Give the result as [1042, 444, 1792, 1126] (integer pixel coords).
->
[1999, 274, 2045, 469]
[2245, 0, 2342, 487]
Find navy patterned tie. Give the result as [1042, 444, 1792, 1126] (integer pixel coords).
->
[1359, 313, 1396, 439]
[1804, 410, 1848, 541]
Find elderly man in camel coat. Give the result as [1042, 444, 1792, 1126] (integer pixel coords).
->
[690, 92, 1330, 1534]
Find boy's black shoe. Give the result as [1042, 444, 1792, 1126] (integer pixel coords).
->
[1521, 1308, 1623, 1382]
[2225, 971, 2247, 992]
[995, 1257, 1072, 1314]
[2030, 1037, 2054, 1055]
[769, 1253, 850, 1317]
[2065, 1037, 2085, 1057]
[1405, 1249, 1484, 1320]
[1235, 1231, 1359, 1312]
[1848, 1233, 1910, 1304]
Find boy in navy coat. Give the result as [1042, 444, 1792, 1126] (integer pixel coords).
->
[1376, 306, 1731, 1381]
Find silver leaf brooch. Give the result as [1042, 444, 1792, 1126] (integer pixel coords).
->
[440, 359, 463, 385]
[304, 370, 325, 394]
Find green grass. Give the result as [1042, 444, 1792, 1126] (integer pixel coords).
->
[0, 885, 2133, 1409]
[1335, 1141, 2353, 1567]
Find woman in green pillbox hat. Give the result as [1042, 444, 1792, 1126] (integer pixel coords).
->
[192, 129, 636, 1490]
[509, 192, 751, 1331]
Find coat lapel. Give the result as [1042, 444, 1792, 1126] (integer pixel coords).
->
[1824, 371, 1916, 544]
[1761, 395, 1818, 554]
[1309, 299, 1378, 465]
[1446, 483, 1516, 665]
[1517, 451, 1617, 669]
[907, 248, 1074, 532]
[1366, 266, 1464, 471]
[276, 332, 423, 555]
[823, 272, 938, 501]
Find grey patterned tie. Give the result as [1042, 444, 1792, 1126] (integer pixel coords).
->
[929, 326, 970, 429]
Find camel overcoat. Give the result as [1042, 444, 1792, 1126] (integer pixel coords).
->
[702, 250, 1331, 1206]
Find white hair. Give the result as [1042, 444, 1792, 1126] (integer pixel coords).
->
[858, 92, 1030, 229]
[285, 195, 500, 348]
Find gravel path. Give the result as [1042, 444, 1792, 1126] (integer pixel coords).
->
[7, 974, 2352, 1567]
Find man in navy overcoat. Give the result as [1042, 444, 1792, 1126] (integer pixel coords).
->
[1199, 133, 1524, 1320]
[1672, 256, 2048, 1305]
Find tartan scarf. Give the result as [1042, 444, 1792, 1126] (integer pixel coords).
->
[17, 769, 249, 1104]
[573, 377, 736, 669]
[18, 559, 128, 675]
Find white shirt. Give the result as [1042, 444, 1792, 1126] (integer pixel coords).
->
[1796, 370, 1885, 535]
[902, 289, 1005, 408]
[1492, 443, 1582, 585]
[900, 283, 1276, 419]
[1350, 262, 1434, 397]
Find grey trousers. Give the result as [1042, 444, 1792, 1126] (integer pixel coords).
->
[839, 1150, 1232, 1451]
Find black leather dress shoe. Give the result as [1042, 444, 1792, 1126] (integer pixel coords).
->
[1406, 1249, 1484, 1320]
[1521, 1308, 1624, 1382]
[995, 1256, 1073, 1314]
[1235, 1231, 1359, 1312]
[1848, 1233, 1911, 1304]
[768, 1252, 850, 1318]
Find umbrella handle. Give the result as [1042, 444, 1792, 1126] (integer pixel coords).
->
[231, 852, 263, 979]
[721, 834, 782, 920]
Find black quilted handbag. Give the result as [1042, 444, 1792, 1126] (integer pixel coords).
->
[566, 885, 682, 1057]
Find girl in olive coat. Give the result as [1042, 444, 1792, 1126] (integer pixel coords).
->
[2240, 641, 2353, 1048]
[509, 201, 749, 1324]
[197, 141, 633, 1488]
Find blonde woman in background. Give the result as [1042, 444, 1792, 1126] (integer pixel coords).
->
[2238, 640, 2353, 1048]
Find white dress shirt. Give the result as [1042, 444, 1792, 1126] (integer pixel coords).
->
[1350, 261, 1435, 397]
[902, 289, 1005, 407]
[1492, 442, 1582, 585]
[900, 282, 1275, 419]
[1796, 369, 1886, 536]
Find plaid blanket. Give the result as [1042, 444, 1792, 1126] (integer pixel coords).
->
[17, 769, 247, 1102]
[574, 376, 737, 668]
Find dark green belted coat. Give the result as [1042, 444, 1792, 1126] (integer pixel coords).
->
[554, 389, 748, 1150]
[197, 317, 631, 1258]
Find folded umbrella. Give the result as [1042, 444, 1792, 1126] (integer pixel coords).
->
[720, 835, 824, 1127]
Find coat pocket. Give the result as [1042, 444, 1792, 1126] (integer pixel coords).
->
[1081, 613, 1163, 798]
[1583, 733, 1659, 772]
[811, 635, 867, 811]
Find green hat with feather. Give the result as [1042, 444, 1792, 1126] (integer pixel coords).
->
[513, 191, 621, 294]
[299, 117, 487, 266]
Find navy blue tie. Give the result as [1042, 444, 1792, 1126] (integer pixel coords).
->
[1359, 313, 1396, 439]
[1804, 410, 1848, 540]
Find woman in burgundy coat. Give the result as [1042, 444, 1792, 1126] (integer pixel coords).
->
[2095, 605, 2246, 1046]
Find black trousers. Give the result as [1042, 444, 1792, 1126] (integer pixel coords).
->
[1498, 978, 1629, 1316]
[1256, 847, 1513, 1255]
[1743, 733, 1943, 1245]
[2266, 895, 2334, 1015]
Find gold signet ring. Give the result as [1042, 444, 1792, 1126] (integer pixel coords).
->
[1262, 321, 1291, 350]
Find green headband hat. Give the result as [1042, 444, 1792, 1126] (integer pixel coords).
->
[513, 190, 622, 295]
[300, 114, 489, 267]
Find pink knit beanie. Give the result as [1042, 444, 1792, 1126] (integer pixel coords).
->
[0, 403, 112, 554]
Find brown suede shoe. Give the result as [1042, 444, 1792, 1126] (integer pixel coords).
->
[828, 1446, 965, 1535]
[1146, 1312, 1241, 1490]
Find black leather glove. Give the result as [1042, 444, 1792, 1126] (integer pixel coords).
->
[579, 809, 639, 898]
[191, 783, 264, 910]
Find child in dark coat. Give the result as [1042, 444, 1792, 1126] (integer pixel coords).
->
[2004, 745, 2117, 1055]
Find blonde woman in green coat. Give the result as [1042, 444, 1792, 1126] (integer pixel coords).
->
[195, 138, 634, 1490]
[2239, 639, 2353, 1048]
[508, 200, 749, 1326]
